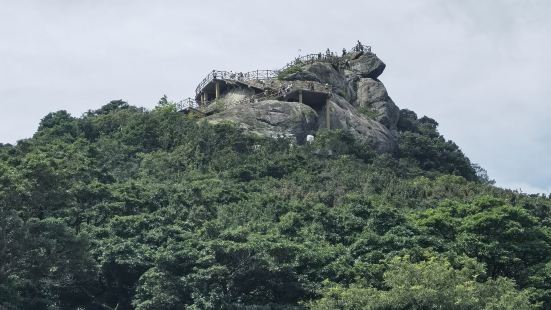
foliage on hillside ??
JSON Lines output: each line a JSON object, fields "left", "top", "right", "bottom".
{"left": 1, "top": 100, "right": 550, "bottom": 309}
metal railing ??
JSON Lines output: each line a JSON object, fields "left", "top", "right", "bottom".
{"left": 280, "top": 44, "right": 371, "bottom": 71}
{"left": 202, "top": 90, "right": 278, "bottom": 109}
{"left": 175, "top": 97, "right": 199, "bottom": 111}
{"left": 280, "top": 53, "right": 339, "bottom": 72}
{"left": 195, "top": 54, "right": 340, "bottom": 96}
{"left": 195, "top": 69, "right": 279, "bottom": 95}
{"left": 350, "top": 44, "right": 372, "bottom": 53}
{"left": 193, "top": 44, "right": 373, "bottom": 99}
{"left": 179, "top": 87, "right": 280, "bottom": 113}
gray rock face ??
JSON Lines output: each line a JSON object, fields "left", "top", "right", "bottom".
{"left": 220, "top": 88, "right": 256, "bottom": 109}
{"left": 303, "top": 62, "right": 355, "bottom": 101}
{"left": 281, "top": 71, "right": 320, "bottom": 82}
{"left": 356, "top": 78, "right": 388, "bottom": 103}
{"left": 344, "top": 51, "right": 363, "bottom": 61}
{"left": 372, "top": 100, "right": 399, "bottom": 130}
{"left": 348, "top": 52, "right": 386, "bottom": 79}
{"left": 205, "top": 100, "right": 318, "bottom": 143}
{"left": 356, "top": 78, "right": 399, "bottom": 130}
{"left": 323, "top": 95, "right": 396, "bottom": 153}
{"left": 200, "top": 45, "right": 400, "bottom": 153}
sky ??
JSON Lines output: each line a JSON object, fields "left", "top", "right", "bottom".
{"left": 0, "top": 0, "right": 550, "bottom": 193}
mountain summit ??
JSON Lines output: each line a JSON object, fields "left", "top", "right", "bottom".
{"left": 186, "top": 42, "right": 398, "bottom": 153}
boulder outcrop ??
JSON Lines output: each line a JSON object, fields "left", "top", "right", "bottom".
{"left": 205, "top": 100, "right": 318, "bottom": 143}
{"left": 196, "top": 46, "right": 401, "bottom": 153}
{"left": 355, "top": 78, "right": 399, "bottom": 130}
{"left": 323, "top": 95, "right": 397, "bottom": 153}
{"left": 302, "top": 62, "right": 356, "bottom": 101}
{"left": 347, "top": 53, "right": 386, "bottom": 79}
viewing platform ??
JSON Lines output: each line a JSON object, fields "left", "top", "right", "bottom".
{"left": 189, "top": 43, "right": 372, "bottom": 109}
{"left": 194, "top": 70, "right": 278, "bottom": 104}
{"left": 277, "top": 80, "right": 332, "bottom": 109}
{"left": 174, "top": 41, "right": 395, "bottom": 150}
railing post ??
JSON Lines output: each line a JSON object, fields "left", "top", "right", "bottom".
{"left": 299, "top": 90, "right": 303, "bottom": 103}
{"left": 215, "top": 81, "right": 220, "bottom": 99}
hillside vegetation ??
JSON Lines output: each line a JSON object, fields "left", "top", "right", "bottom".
{"left": 1, "top": 100, "right": 550, "bottom": 309}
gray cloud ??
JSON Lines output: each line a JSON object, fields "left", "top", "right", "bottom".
{"left": 0, "top": 0, "right": 549, "bottom": 193}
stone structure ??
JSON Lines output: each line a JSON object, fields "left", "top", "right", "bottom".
{"left": 180, "top": 43, "right": 400, "bottom": 153}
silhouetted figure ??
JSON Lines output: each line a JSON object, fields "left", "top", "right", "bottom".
{"left": 356, "top": 40, "right": 363, "bottom": 52}
{"left": 342, "top": 48, "right": 346, "bottom": 56}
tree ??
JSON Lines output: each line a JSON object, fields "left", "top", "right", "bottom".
{"left": 87, "top": 100, "right": 131, "bottom": 116}
{"left": 309, "top": 255, "right": 537, "bottom": 310}
{"left": 457, "top": 198, "right": 551, "bottom": 284}
{"left": 2, "top": 101, "right": 549, "bottom": 308}
{"left": 0, "top": 214, "right": 99, "bottom": 309}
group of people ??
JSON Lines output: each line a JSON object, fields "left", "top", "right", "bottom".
{"left": 323, "top": 40, "right": 369, "bottom": 59}
{"left": 212, "top": 70, "right": 246, "bottom": 81}
{"left": 342, "top": 40, "right": 371, "bottom": 55}
{"left": 353, "top": 40, "right": 365, "bottom": 52}
{"left": 207, "top": 40, "right": 368, "bottom": 98}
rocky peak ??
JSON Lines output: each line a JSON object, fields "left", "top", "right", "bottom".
{"left": 186, "top": 43, "right": 401, "bottom": 153}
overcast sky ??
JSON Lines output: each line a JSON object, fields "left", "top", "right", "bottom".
{"left": 1, "top": 0, "right": 549, "bottom": 193}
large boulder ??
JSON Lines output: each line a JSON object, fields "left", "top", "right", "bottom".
{"left": 205, "top": 100, "right": 318, "bottom": 143}
{"left": 348, "top": 52, "right": 386, "bottom": 79}
{"left": 220, "top": 88, "right": 256, "bottom": 109}
{"left": 356, "top": 78, "right": 388, "bottom": 103}
{"left": 356, "top": 78, "right": 399, "bottom": 130}
{"left": 302, "top": 62, "right": 355, "bottom": 101}
{"left": 197, "top": 46, "right": 401, "bottom": 153}
{"left": 319, "top": 95, "right": 397, "bottom": 153}
{"left": 371, "top": 100, "right": 399, "bottom": 130}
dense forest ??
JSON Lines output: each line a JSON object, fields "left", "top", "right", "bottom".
{"left": 1, "top": 100, "right": 550, "bottom": 309}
